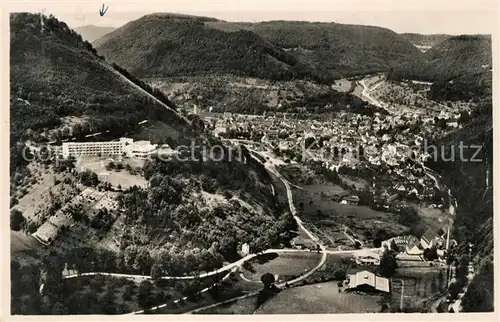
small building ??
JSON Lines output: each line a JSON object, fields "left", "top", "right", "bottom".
{"left": 346, "top": 270, "right": 390, "bottom": 293}
{"left": 341, "top": 195, "right": 360, "bottom": 205}
{"left": 332, "top": 191, "right": 350, "bottom": 202}
{"left": 420, "top": 228, "right": 440, "bottom": 249}
{"left": 241, "top": 243, "right": 250, "bottom": 256}
{"left": 394, "top": 183, "right": 406, "bottom": 193}
{"left": 291, "top": 236, "right": 317, "bottom": 250}
{"left": 354, "top": 249, "right": 381, "bottom": 265}
{"left": 406, "top": 243, "right": 424, "bottom": 255}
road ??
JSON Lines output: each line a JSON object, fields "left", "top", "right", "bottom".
{"left": 59, "top": 144, "right": 380, "bottom": 314}
{"left": 360, "top": 75, "right": 464, "bottom": 313}
{"left": 359, "top": 79, "right": 390, "bottom": 113}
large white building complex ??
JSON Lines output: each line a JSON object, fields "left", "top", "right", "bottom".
{"left": 61, "top": 138, "right": 158, "bottom": 159}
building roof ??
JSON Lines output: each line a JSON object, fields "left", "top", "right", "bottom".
{"left": 342, "top": 195, "right": 360, "bottom": 203}
{"left": 421, "top": 227, "right": 440, "bottom": 244}
{"left": 348, "top": 270, "right": 390, "bottom": 293}
{"left": 354, "top": 249, "right": 381, "bottom": 260}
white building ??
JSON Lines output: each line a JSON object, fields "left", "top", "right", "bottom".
{"left": 354, "top": 249, "right": 381, "bottom": 265}
{"left": 346, "top": 270, "right": 390, "bottom": 293}
{"left": 61, "top": 138, "right": 157, "bottom": 159}
{"left": 127, "top": 140, "right": 158, "bottom": 159}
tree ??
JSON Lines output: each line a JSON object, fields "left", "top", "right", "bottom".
{"left": 260, "top": 272, "right": 275, "bottom": 289}
{"left": 423, "top": 246, "right": 439, "bottom": 261}
{"left": 333, "top": 269, "right": 347, "bottom": 281}
{"left": 390, "top": 240, "right": 399, "bottom": 253}
{"left": 379, "top": 249, "right": 398, "bottom": 277}
{"left": 448, "top": 282, "right": 462, "bottom": 300}
{"left": 100, "top": 290, "right": 117, "bottom": 314}
{"left": 151, "top": 263, "right": 163, "bottom": 285}
{"left": 10, "top": 209, "right": 25, "bottom": 231}
{"left": 374, "top": 229, "right": 389, "bottom": 247}
{"left": 122, "top": 284, "right": 135, "bottom": 301}
{"left": 51, "top": 302, "right": 68, "bottom": 315}
{"left": 137, "top": 280, "right": 155, "bottom": 310}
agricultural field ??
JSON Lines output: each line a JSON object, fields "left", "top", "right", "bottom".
{"left": 331, "top": 78, "right": 354, "bottom": 93}
{"left": 339, "top": 174, "right": 369, "bottom": 190}
{"left": 293, "top": 186, "right": 409, "bottom": 248}
{"left": 75, "top": 156, "right": 147, "bottom": 189}
{"left": 408, "top": 202, "right": 447, "bottom": 232}
{"left": 240, "top": 252, "right": 323, "bottom": 284}
{"left": 195, "top": 294, "right": 259, "bottom": 314}
{"left": 255, "top": 281, "right": 382, "bottom": 314}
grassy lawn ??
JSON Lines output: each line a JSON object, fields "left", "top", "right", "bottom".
{"left": 240, "top": 252, "right": 323, "bottom": 284}
{"left": 294, "top": 186, "right": 409, "bottom": 248}
{"left": 255, "top": 281, "right": 382, "bottom": 314}
{"left": 195, "top": 294, "right": 259, "bottom": 314}
{"left": 75, "top": 156, "right": 147, "bottom": 189}
{"left": 409, "top": 202, "right": 447, "bottom": 232}
{"left": 339, "top": 174, "right": 369, "bottom": 190}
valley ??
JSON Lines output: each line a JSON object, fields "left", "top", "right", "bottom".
{"left": 8, "top": 9, "right": 493, "bottom": 317}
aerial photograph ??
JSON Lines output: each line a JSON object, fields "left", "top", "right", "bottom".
{"left": 7, "top": 0, "right": 495, "bottom": 316}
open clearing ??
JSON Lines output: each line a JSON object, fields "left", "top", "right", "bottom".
{"left": 255, "top": 281, "right": 382, "bottom": 314}
{"left": 294, "top": 186, "right": 409, "bottom": 248}
{"left": 75, "top": 156, "right": 147, "bottom": 189}
{"left": 240, "top": 252, "right": 323, "bottom": 284}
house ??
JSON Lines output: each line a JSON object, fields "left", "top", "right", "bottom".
{"left": 354, "top": 250, "right": 381, "bottom": 265}
{"left": 406, "top": 243, "right": 424, "bottom": 255}
{"left": 341, "top": 195, "right": 360, "bottom": 205}
{"left": 386, "top": 193, "right": 399, "bottom": 204}
{"left": 346, "top": 270, "right": 390, "bottom": 293}
{"left": 382, "top": 235, "right": 419, "bottom": 251}
{"left": 241, "top": 243, "right": 250, "bottom": 256}
{"left": 291, "top": 236, "right": 317, "bottom": 250}
{"left": 332, "top": 191, "right": 350, "bottom": 202}
{"left": 420, "top": 228, "right": 440, "bottom": 249}
{"left": 394, "top": 183, "right": 406, "bottom": 192}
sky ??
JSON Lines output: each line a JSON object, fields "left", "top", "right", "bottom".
{"left": 4, "top": 0, "right": 499, "bottom": 34}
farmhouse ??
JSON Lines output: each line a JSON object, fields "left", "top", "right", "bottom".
{"left": 291, "top": 236, "right": 317, "bottom": 250}
{"left": 420, "top": 228, "right": 441, "bottom": 249}
{"left": 345, "top": 270, "right": 390, "bottom": 293}
{"left": 354, "top": 249, "right": 381, "bottom": 265}
{"left": 340, "top": 195, "right": 360, "bottom": 205}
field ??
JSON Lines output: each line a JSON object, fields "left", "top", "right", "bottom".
{"left": 240, "top": 252, "right": 323, "bottom": 284}
{"left": 255, "top": 281, "right": 382, "bottom": 314}
{"left": 339, "top": 174, "right": 369, "bottom": 190}
{"left": 62, "top": 271, "right": 236, "bottom": 314}
{"left": 293, "top": 186, "right": 409, "bottom": 248}
{"left": 75, "top": 156, "right": 147, "bottom": 189}
{"left": 409, "top": 202, "right": 447, "bottom": 232}
{"left": 195, "top": 294, "right": 259, "bottom": 314}
{"left": 331, "top": 78, "right": 353, "bottom": 93}
{"left": 390, "top": 266, "right": 448, "bottom": 309}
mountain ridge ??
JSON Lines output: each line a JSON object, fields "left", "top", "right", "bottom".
{"left": 94, "top": 13, "right": 424, "bottom": 82}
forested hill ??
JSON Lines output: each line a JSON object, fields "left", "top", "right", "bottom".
{"left": 10, "top": 12, "right": 193, "bottom": 149}
{"left": 388, "top": 35, "right": 492, "bottom": 82}
{"left": 425, "top": 87, "right": 493, "bottom": 312}
{"left": 94, "top": 14, "right": 423, "bottom": 83}
{"left": 241, "top": 21, "right": 424, "bottom": 79}
{"left": 94, "top": 14, "right": 326, "bottom": 83}
{"left": 399, "top": 33, "right": 451, "bottom": 48}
